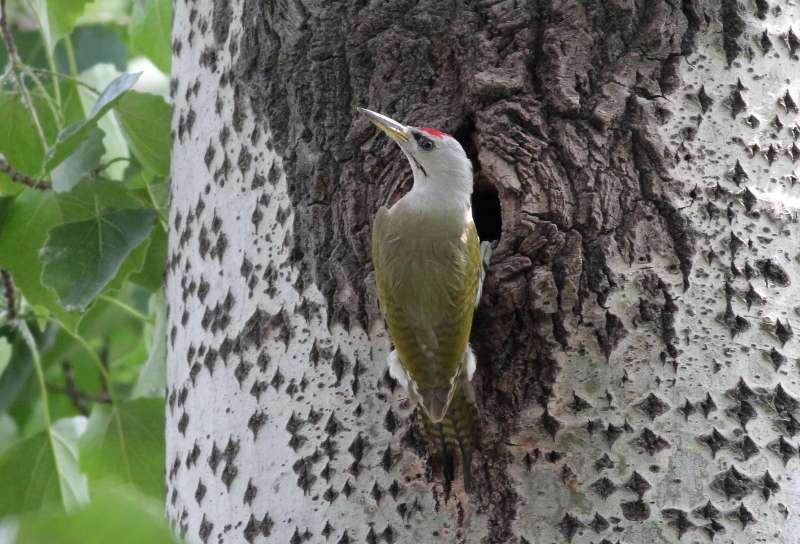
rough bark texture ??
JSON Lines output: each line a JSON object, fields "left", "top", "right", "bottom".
{"left": 167, "top": 0, "right": 800, "bottom": 542}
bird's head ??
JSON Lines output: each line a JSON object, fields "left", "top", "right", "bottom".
{"left": 359, "top": 108, "right": 473, "bottom": 205}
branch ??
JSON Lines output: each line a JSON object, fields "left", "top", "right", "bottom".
{"left": 1, "top": 269, "right": 16, "bottom": 320}
{"left": 0, "top": 0, "right": 47, "bottom": 146}
{"left": 0, "top": 156, "right": 51, "bottom": 190}
{"left": 51, "top": 360, "right": 112, "bottom": 415}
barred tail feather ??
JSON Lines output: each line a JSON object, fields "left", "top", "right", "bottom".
{"left": 421, "top": 379, "right": 479, "bottom": 495}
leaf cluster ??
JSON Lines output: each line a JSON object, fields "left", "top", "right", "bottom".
{"left": 0, "top": 0, "right": 174, "bottom": 540}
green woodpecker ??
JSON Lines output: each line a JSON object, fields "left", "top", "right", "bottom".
{"left": 360, "top": 108, "right": 490, "bottom": 491}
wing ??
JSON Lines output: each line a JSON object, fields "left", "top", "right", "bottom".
{"left": 372, "top": 205, "right": 481, "bottom": 421}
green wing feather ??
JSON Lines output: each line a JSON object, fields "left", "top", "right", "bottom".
{"left": 372, "top": 203, "right": 481, "bottom": 421}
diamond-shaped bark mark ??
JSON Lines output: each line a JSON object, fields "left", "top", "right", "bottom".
{"left": 208, "top": 442, "right": 222, "bottom": 473}
{"left": 260, "top": 513, "right": 274, "bottom": 537}
{"left": 765, "top": 143, "right": 781, "bottom": 164}
{"left": 198, "top": 515, "right": 213, "bottom": 543}
{"left": 760, "top": 470, "right": 780, "bottom": 500}
{"left": 342, "top": 480, "right": 354, "bottom": 497}
{"left": 680, "top": 398, "right": 695, "bottom": 420}
{"left": 700, "top": 393, "right": 717, "bottom": 418}
{"left": 348, "top": 433, "right": 367, "bottom": 462}
{"left": 698, "top": 429, "right": 729, "bottom": 458}
{"left": 178, "top": 412, "right": 189, "bottom": 435}
{"left": 589, "top": 477, "right": 617, "bottom": 500}
{"left": 243, "top": 514, "right": 259, "bottom": 543}
{"left": 621, "top": 500, "right": 650, "bottom": 521}
{"left": 594, "top": 453, "right": 614, "bottom": 472}
{"left": 382, "top": 525, "right": 395, "bottom": 544}
{"left": 221, "top": 462, "right": 238, "bottom": 490}
{"left": 293, "top": 457, "right": 316, "bottom": 495}
{"left": 336, "top": 530, "right": 352, "bottom": 544}
{"left": 540, "top": 407, "right": 561, "bottom": 439}
{"left": 381, "top": 445, "right": 398, "bottom": 472}
{"left": 662, "top": 509, "right": 695, "bottom": 539}
{"left": 321, "top": 522, "right": 334, "bottom": 539}
{"left": 569, "top": 392, "right": 592, "bottom": 412}
{"left": 728, "top": 377, "right": 757, "bottom": 401}
{"left": 365, "top": 527, "right": 378, "bottom": 544}
{"left": 789, "top": 142, "right": 800, "bottom": 161}
{"left": 784, "top": 26, "right": 800, "bottom": 56}
{"left": 388, "top": 480, "right": 401, "bottom": 500}
{"left": 323, "top": 486, "right": 339, "bottom": 503}
{"left": 727, "top": 503, "right": 756, "bottom": 529}
{"left": 697, "top": 85, "right": 713, "bottom": 113}
{"left": 557, "top": 513, "right": 583, "bottom": 542}
{"left": 604, "top": 422, "right": 626, "bottom": 446}
{"left": 243, "top": 479, "right": 257, "bottom": 505}
{"left": 203, "top": 349, "right": 218, "bottom": 375}
{"left": 625, "top": 471, "right": 651, "bottom": 498}
{"left": 186, "top": 443, "right": 201, "bottom": 467}
{"left": 250, "top": 380, "right": 268, "bottom": 401}
{"left": 240, "top": 308, "right": 271, "bottom": 349}
{"left": 384, "top": 409, "right": 398, "bottom": 434}
{"left": 320, "top": 462, "right": 333, "bottom": 483}
{"left": 727, "top": 400, "right": 756, "bottom": 429}
{"left": 288, "top": 433, "right": 308, "bottom": 452}
{"left": 730, "top": 89, "right": 747, "bottom": 118}
{"left": 371, "top": 481, "right": 384, "bottom": 504}
{"left": 234, "top": 360, "right": 253, "bottom": 386}
{"left": 775, "top": 319, "right": 793, "bottom": 345}
{"left": 270, "top": 368, "right": 285, "bottom": 390}
{"left": 631, "top": 427, "right": 669, "bottom": 455}
{"left": 756, "top": 258, "right": 790, "bottom": 287}
{"left": 636, "top": 393, "right": 669, "bottom": 420}
{"left": 195, "top": 479, "right": 206, "bottom": 505}
{"left": 745, "top": 283, "right": 766, "bottom": 310}
{"left": 325, "top": 414, "right": 342, "bottom": 436}
{"left": 730, "top": 434, "right": 759, "bottom": 461}
{"left": 768, "top": 435, "right": 798, "bottom": 464}
{"left": 711, "top": 466, "right": 754, "bottom": 500}
{"left": 247, "top": 411, "right": 267, "bottom": 439}
{"left": 694, "top": 500, "right": 720, "bottom": 520}
{"left": 731, "top": 160, "right": 749, "bottom": 185}
{"left": 589, "top": 512, "right": 609, "bottom": 533}
{"left": 331, "top": 348, "right": 349, "bottom": 385}
{"left": 780, "top": 90, "right": 798, "bottom": 113}
{"left": 771, "top": 383, "right": 800, "bottom": 416}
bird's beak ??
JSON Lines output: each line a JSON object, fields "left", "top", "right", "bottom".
{"left": 358, "top": 108, "right": 410, "bottom": 143}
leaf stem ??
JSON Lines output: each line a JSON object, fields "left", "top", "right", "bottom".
{"left": 99, "top": 294, "right": 150, "bottom": 322}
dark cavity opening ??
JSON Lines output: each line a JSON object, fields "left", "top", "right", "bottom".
{"left": 453, "top": 115, "right": 502, "bottom": 242}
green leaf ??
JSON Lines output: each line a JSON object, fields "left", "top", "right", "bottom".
{"left": 40, "top": 208, "right": 157, "bottom": 311}
{"left": 129, "top": 223, "right": 166, "bottom": 291}
{"left": 0, "top": 191, "right": 79, "bottom": 329}
{"left": 115, "top": 91, "right": 170, "bottom": 176}
{"left": 35, "top": 0, "right": 92, "bottom": 50}
{"left": 131, "top": 294, "right": 165, "bottom": 398}
{"left": 0, "top": 91, "right": 59, "bottom": 193}
{"left": 79, "top": 397, "right": 164, "bottom": 497}
{"left": 45, "top": 72, "right": 141, "bottom": 171}
{"left": 128, "top": 0, "right": 171, "bottom": 74}
{"left": 51, "top": 128, "right": 106, "bottom": 193}
{"left": 0, "top": 419, "right": 89, "bottom": 514}
{"left": 55, "top": 23, "right": 130, "bottom": 73}
{"left": 16, "top": 483, "right": 177, "bottom": 544}
{"left": 0, "top": 336, "right": 11, "bottom": 380}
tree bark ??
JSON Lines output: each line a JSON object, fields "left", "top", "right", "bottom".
{"left": 167, "top": 0, "right": 800, "bottom": 542}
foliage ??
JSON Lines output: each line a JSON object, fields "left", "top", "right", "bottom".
{"left": 0, "top": 0, "right": 173, "bottom": 541}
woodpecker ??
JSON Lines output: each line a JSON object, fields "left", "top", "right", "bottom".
{"left": 360, "top": 108, "right": 490, "bottom": 491}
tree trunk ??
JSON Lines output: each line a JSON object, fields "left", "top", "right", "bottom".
{"left": 166, "top": 0, "right": 800, "bottom": 542}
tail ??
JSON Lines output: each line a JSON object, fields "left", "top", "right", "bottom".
{"left": 420, "top": 378, "right": 479, "bottom": 495}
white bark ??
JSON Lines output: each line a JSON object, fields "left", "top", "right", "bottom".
{"left": 167, "top": 0, "right": 800, "bottom": 543}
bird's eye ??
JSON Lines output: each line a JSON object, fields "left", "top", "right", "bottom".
{"left": 419, "top": 138, "right": 434, "bottom": 151}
